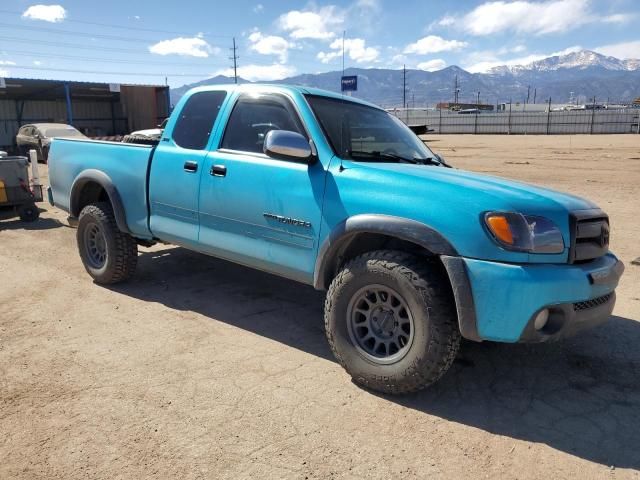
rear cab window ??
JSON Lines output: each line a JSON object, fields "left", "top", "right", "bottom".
{"left": 172, "top": 90, "right": 227, "bottom": 150}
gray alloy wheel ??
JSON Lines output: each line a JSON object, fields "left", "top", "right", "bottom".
{"left": 82, "top": 221, "right": 108, "bottom": 269}
{"left": 324, "top": 250, "right": 461, "bottom": 394}
{"left": 346, "top": 284, "right": 415, "bottom": 365}
{"left": 77, "top": 202, "right": 138, "bottom": 284}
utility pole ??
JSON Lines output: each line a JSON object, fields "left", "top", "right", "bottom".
{"left": 533, "top": 88, "right": 537, "bottom": 105}
{"left": 453, "top": 74, "right": 459, "bottom": 106}
{"left": 526, "top": 85, "right": 531, "bottom": 104}
{"left": 230, "top": 37, "right": 239, "bottom": 84}
{"left": 402, "top": 64, "right": 407, "bottom": 108}
{"left": 342, "top": 31, "right": 345, "bottom": 79}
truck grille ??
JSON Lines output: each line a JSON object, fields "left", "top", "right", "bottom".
{"left": 573, "top": 293, "right": 613, "bottom": 312}
{"left": 569, "top": 210, "right": 609, "bottom": 263}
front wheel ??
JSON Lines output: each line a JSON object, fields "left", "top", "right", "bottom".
{"left": 324, "top": 250, "right": 461, "bottom": 394}
{"left": 77, "top": 202, "right": 138, "bottom": 284}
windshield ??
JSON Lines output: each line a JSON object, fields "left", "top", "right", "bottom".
{"left": 43, "top": 126, "right": 84, "bottom": 138}
{"left": 305, "top": 95, "right": 435, "bottom": 162}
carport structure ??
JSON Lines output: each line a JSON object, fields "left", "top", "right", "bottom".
{"left": 0, "top": 78, "right": 170, "bottom": 151}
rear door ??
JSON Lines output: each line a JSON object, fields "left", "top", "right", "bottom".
{"left": 148, "top": 90, "right": 228, "bottom": 246}
{"left": 197, "top": 92, "right": 327, "bottom": 284}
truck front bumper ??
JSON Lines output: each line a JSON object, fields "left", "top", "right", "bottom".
{"left": 442, "top": 253, "right": 624, "bottom": 343}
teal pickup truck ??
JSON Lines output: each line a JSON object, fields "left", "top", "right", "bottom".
{"left": 48, "top": 84, "right": 624, "bottom": 394}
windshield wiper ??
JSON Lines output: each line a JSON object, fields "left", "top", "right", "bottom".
{"left": 348, "top": 150, "right": 441, "bottom": 166}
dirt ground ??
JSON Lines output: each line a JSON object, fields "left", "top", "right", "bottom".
{"left": 1, "top": 134, "right": 639, "bottom": 479}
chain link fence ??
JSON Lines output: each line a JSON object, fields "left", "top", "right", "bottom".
{"left": 391, "top": 108, "right": 640, "bottom": 135}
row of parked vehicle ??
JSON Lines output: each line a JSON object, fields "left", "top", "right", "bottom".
{"left": 14, "top": 121, "right": 168, "bottom": 163}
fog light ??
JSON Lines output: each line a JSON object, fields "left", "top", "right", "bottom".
{"left": 534, "top": 309, "right": 550, "bottom": 330}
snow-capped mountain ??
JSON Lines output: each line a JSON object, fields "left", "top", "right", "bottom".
{"left": 172, "top": 50, "right": 640, "bottom": 106}
{"left": 489, "top": 50, "right": 640, "bottom": 75}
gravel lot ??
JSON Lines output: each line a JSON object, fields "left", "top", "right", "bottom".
{"left": 1, "top": 134, "right": 639, "bottom": 479}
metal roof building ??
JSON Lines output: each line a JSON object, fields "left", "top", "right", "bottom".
{"left": 0, "top": 77, "right": 170, "bottom": 151}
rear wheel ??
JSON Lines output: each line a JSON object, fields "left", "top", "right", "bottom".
{"left": 18, "top": 203, "right": 39, "bottom": 222}
{"left": 324, "top": 250, "right": 461, "bottom": 394}
{"left": 77, "top": 202, "right": 138, "bottom": 284}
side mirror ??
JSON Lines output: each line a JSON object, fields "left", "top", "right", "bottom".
{"left": 263, "top": 130, "right": 312, "bottom": 162}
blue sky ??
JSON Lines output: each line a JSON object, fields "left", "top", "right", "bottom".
{"left": 1, "top": 0, "right": 639, "bottom": 87}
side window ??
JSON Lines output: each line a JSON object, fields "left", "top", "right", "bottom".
{"left": 172, "top": 91, "right": 227, "bottom": 150}
{"left": 220, "top": 94, "right": 305, "bottom": 154}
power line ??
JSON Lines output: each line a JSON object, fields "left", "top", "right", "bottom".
{"left": 0, "top": 9, "right": 232, "bottom": 38}
{"left": 0, "top": 22, "right": 169, "bottom": 44}
{"left": 0, "top": 35, "right": 146, "bottom": 53}
{"left": 5, "top": 49, "right": 214, "bottom": 67}
{"left": 6, "top": 65, "right": 214, "bottom": 77}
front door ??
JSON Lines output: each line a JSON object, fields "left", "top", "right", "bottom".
{"left": 148, "top": 90, "right": 227, "bottom": 246}
{"left": 197, "top": 92, "right": 326, "bottom": 284}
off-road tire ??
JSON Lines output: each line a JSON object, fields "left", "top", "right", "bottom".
{"left": 324, "top": 250, "right": 461, "bottom": 394}
{"left": 121, "top": 134, "right": 159, "bottom": 146}
{"left": 77, "top": 202, "right": 138, "bottom": 284}
{"left": 18, "top": 203, "right": 39, "bottom": 222}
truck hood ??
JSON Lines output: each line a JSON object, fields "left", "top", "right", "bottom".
{"left": 355, "top": 161, "right": 598, "bottom": 214}
{"left": 334, "top": 160, "right": 603, "bottom": 263}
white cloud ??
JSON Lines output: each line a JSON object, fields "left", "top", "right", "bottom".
{"left": 317, "top": 38, "right": 379, "bottom": 64}
{"left": 462, "top": 0, "right": 592, "bottom": 35}
{"left": 0, "top": 60, "right": 17, "bottom": 66}
{"left": 349, "top": 0, "right": 382, "bottom": 33}
{"left": 278, "top": 6, "right": 343, "bottom": 40}
{"left": 22, "top": 4, "right": 67, "bottom": 23}
{"left": 438, "top": 16, "right": 456, "bottom": 27}
{"left": 442, "top": 0, "right": 628, "bottom": 36}
{"left": 595, "top": 41, "right": 640, "bottom": 59}
{"left": 404, "top": 35, "right": 468, "bottom": 55}
{"left": 33, "top": 60, "right": 42, "bottom": 66}
{"left": 0, "top": 68, "right": 9, "bottom": 77}
{"left": 602, "top": 13, "right": 634, "bottom": 24}
{"left": 464, "top": 45, "right": 582, "bottom": 72}
{"left": 253, "top": 4, "right": 264, "bottom": 13}
{"left": 390, "top": 54, "right": 408, "bottom": 66}
{"left": 149, "top": 37, "right": 218, "bottom": 58}
{"left": 417, "top": 59, "right": 447, "bottom": 71}
{"left": 214, "top": 63, "right": 296, "bottom": 81}
{"left": 248, "top": 31, "right": 292, "bottom": 63}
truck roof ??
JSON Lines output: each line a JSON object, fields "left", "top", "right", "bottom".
{"left": 185, "top": 83, "right": 382, "bottom": 110}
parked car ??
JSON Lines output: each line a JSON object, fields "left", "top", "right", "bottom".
{"left": 16, "top": 123, "right": 87, "bottom": 163}
{"left": 122, "top": 118, "right": 168, "bottom": 145}
{"left": 47, "top": 84, "right": 624, "bottom": 394}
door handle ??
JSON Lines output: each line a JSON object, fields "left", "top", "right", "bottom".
{"left": 210, "top": 164, "right": 227, "bottom": 177}
{"left": 183, "top": 161, "right": 198, "bottom": 173}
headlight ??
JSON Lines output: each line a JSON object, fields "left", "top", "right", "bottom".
{"left": 483, "top": 212, "right": 565, "bottom": 254}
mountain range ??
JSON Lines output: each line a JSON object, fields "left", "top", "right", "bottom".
{"left": 170, "top": 50, "right": 640, "bottom": 107}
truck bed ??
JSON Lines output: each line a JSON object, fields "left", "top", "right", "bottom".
{"left": 48, "top": 138, "right": 154, "bottom": 237}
